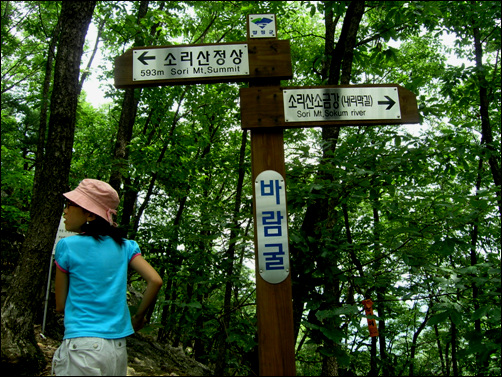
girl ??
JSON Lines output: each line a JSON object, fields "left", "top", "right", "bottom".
{"left": 52, "top": 179, "right": 162, "bottom": 375}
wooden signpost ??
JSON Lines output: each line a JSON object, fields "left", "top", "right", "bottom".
{"left": 240, "top": 84, "right": 420, "bottom": 129}
{"left": 114, "top": 39, "right": 292, "bottom": 88}
{"left": 114, "top": 13, "right": 419, "bottom": 376}
{"left": 114, "top": 15, "right": 296, "bottom": 376}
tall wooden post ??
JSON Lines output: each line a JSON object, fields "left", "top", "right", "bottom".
{"left": 251, "top": 124, "right": 297, "bottom": 376}
{"left": 248, "top": 14, "right": 296, "bottom": 376}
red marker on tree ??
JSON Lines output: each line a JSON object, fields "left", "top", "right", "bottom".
{"left": 361, "top": 299, "right": 379, "bottom": 337}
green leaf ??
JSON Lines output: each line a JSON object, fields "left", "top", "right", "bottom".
{"left": 394, "top": 135, "right": 402, "bottom": 146}
{"left": 431, "top": 238, "right": 457, "bottom": 256}
{"left": 449, "top": 309, "right": 463, "bottom": 325}
{"left": 320, "top": 327, "right": 345, "bottom": 342}
{"left": 333, "top": 305, "right": 359, "bottom": 316}
{"left": 428, "top": 311, "right": 449, "bottom": 326}
{"left": 316, "top": 309, "right": 333, "bottom": 321}
{"left": 472, "top": 306, "right": 490, "bottom": 321}
{"left": 185, "top": 301, "right": 202, "bottom": 309}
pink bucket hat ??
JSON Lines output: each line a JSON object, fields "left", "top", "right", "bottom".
{"left": 64, "top": 179, "right": 119, "bottom": 226}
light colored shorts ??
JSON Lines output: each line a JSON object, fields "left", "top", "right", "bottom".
{"left": 52, "top": 337, "right": 127, "bottom": 376}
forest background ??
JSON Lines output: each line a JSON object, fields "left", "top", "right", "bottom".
{"left": 1, "top": 1, "right": 500, "bottom": 376}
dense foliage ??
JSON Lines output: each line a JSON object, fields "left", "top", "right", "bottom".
{"left": 2, "top": 1, "right": 500, "bottom": 375}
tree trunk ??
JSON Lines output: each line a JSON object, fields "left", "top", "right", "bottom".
{"left": 109, "top": 1, "right": 149, "bottom": 195}
{"left": 369, "top": 336, "right": 378, "bottom": 376}
{"left": 445, "top": 339, "right": 451, "bottom": 377}
{"left": 157, "top": 194, "right": 188, "bottom": 343}
{"left": 322, "top": 353, "right": 340, "bottom": 376}
{"left": 370, "top": 183, "right": 392, "bottom": 376}
{"left": 293, "top": 2, "right": 366, "bottom": 375}
{"left": 1, "top": 2, "right": 96, "bottom": 375}
{"left": 34, "top": 16, "right": 61, "bottom": 191}
{"left": 472, "top": 25, "right": 502, "bottom": 220}
{"left": 78, "top": 18, "right": 105, "bottom": 93}
{"left": 409, "top": 307, "right": 431, "bottom": 376}
{"left": 470, "top": 157, "right": 491, "bottom": 374}
{"left": 376, "top": 289, "right": 388, "bottom": 373}
{"left": 214, "top": 130, "right": 248, "bottom": 375}
{"left": 451, "top": 320, "right": 458, "bottom": 376}
{"left": 434, "top": 323, "right": 446, "bottom": 375}
{"left": 130, "top": 88, "right": 187, "bottom": 235}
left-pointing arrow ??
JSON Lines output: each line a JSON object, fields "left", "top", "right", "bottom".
{"left": 378, "top": 96, "right": 396, "bottom": 110}
{"left": 137, "top": 51, "right": 155, "bottom": 65}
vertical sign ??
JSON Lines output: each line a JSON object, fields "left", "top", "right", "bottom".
{"left": 255, "top": 170, "right": 290, "bottom": 284}
{"left": 52, "top": 215, "right": 75, "bottom": 255}
{"left": 43, "top": 216, "right": 75, "bottom": 335}
{"left": 249, "top": 14, "right": 277, "bottom": 38}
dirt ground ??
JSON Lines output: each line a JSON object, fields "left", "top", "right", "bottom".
{"left": 34, "top": 325, "right": 212, "bottom": 376}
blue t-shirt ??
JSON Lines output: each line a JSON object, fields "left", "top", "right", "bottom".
{"left": 55, "top": 234, "right": 141, "bottom": 339}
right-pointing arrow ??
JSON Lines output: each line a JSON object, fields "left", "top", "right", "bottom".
{"left": 378, "top": 96, "right": 396, "bottom": 110}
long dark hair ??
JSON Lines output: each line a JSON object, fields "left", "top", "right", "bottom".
{"left": 80, "top": 216, "right": 126, "bottom": 246}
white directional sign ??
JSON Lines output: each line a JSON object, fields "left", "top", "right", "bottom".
{"left": 255, "top": 170, "right": 290, "bottom": 284}
{"left": 283, "top": 87, "right": 401, "bottom": 123}
{"left": 132, "top": 44, "right": 250, "bottom": 82}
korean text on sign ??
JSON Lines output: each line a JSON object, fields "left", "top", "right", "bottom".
{"left": 283, "top": 87, "right": 402, "bottom": 122}
{"left": 255, "top": 170, "right": 290, "bottom": 284}
{"left": 132, "top": 44, "right": 250, "bottom": 81}
{"left": 287, "top": 92, "right": 373, "bottom": 111}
